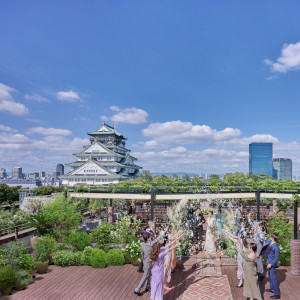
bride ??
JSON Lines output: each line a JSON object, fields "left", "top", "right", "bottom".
{"left": 204, "top": 211, "right": 217, "bottom": 252}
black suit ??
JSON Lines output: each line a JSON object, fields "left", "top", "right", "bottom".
{"left": 193, "top": 214, "right": 206, "bottom": 247}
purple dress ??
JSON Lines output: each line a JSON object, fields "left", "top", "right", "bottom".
{"left": 151, "top": 247, "right": 170, "bottom": 300}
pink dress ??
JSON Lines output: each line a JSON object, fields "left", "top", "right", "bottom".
{"left": 151, "top": 247, "right": 170, "bottom": 300}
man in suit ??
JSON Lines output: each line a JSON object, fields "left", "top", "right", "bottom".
{"left": 137, "top": 225, "right": 155, "bottom": 273}
{"left": 134, "top": 231, "right": 164, "bottom": 296}
{"left": 258, "top": 233, "right": 280, "bottom": 299}
{"left": 193, "top": 208, "right": 206, "bottom": 252}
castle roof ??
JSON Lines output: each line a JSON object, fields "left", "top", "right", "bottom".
{"left": 87, "top": 122, "right": 127, "bottom": 139}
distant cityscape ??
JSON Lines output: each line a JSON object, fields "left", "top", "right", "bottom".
{"left": 0, "top": 164, "right": 64, "bottom": 188}
{"left": 0, "top": 141, "right": 298, "bottom": 189}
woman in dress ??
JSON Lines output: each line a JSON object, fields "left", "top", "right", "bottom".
{"left": 223, "top": 229, "right": 246, "bottom": 288}
{"left": 163, "top": 228, "right": 185, "bottom": 290}
{"left": 248, "top": 213, "right": 266, "bottom": 280}
{"left": 204, "top": 211, "right": 217, "bottom": 252}
{"left": 238, "top": 241, "right": 262, "bottom": 300}
{"left": 150, "top": 242, "right": 180, "bottom": 300}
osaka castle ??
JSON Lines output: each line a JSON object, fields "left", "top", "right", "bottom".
{"left": 60, "top": 122, "right": 142, "bottom": 186}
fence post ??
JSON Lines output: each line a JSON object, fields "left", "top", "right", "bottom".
{"left": 14, "top": 226, "right": 19, "bottom": 240}
{"left": 256, "top": 189, "right": 260, "bottom": 221}
{"left": 108, "top": 199, "right": 114, "bottom": 224}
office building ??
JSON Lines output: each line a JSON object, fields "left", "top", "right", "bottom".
{"left": 56, "top": 164, "right": 64, "bottom": 176}
{"left": 12, "top": 167, "right": 23, "bottom": 179}
{"left": 0, "top": 168, "right": 7, "bottom": 179}
{"left": 28, "top": 172, "right": 39, "bottom": 180}
{"left": 249, "top": 143, "right": 273, "bottom": 177}
{"left": 38, "top": 171, "right": 46, "bottom": 178}
{"left": 273, "top": 158, "right": 292, "bottom": 180}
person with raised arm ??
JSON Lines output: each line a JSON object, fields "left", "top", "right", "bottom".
{"left": 237, "top": 240, "right": 262, "bottom": 300}
{"left": 223, "top": 229, "right": 246, "bottom": 288}
{"left": 248, "top": 212, "right": 266, "bottom": 280}
{"left": 134, "top": 230, "right": 164, "bottom": 296}
{"left": 257, "top": 233, "right": 280, "bottom": 299}
{"left": 150, "top": 240, "right": 181, "bottom": 300}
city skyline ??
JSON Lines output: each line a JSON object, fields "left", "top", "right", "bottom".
{"left": 1, "top": 1, "right": 300, "bottom": 175}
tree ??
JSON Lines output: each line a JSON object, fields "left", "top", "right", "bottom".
{"left": 0, "top": 184, "right": 21, "bottom": 205}
{"left": 138, "top": 170, "right": 153, "bottom": 182}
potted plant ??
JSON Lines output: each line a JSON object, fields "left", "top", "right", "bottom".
{"left": 34, "top": 242, "right": 50, "bottom": 274}
{"left": 39, "top": 236, "right": 57, "bottom": 264}
{"left": 0, "top": 265, "right": 17, "bottom": 296}
{"left": 125, "top": 240, "right": 142, "bottom": 266}
{"left": 17, "top": 254, "right": 36, "bottom": 275}
{"left": 14, "top": 270, "right": 33, "bottom": 291}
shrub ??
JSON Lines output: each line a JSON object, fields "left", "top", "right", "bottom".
{"left": 125, "top": 240, "right": 142, "bottom": 259}
{"left": 2, "top": 241, "right": 28, "bottom": 264}
{"left": 15, "top": 270, "right": 33, "bottom": 287}
{"left": 90, "top": 222, "right": 116, "bottom": 249}
{"left": 17, "top": 254, "right": 36, "bottom": 271}
{"left": 40, "top": 236, "right": 57, "bottom": 254}
{"left": 52, "top": 250, "right": 82, "bottom": 267}
{"left": 56, "top": 243, "right": 72, "bottom": 251}
{"left": 81, "top": 246, "right": 93, "bottom": 265}
{"left": 90, "top": 249, "right": 107, "bottom": 268}
{"left": 0, "top": 265, "right": 17, "bottom": 289}
{"left": 34, "top": 242, "right": 51, "bottom": 262}
{"left": 67, "top": 231, "right": 91, "bottom": 251}
{"left": 107, "top": 249, "right": 125, "bottom": 266}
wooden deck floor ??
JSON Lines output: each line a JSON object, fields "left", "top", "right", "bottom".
{"left": 2, "top": 258, "right": 300, "bottom": 300}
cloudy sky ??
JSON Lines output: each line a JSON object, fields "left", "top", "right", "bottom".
{"left": 1, "top": 0, "right": 300, "bottom": 176}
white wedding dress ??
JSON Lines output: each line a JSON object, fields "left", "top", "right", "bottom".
{"left": 204, "top": 217, "right": 216, "bottom": 252}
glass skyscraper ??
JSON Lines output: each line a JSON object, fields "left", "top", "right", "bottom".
{"left": 249, "top": 143, "right": 273, "bottom": 177}
{"left": 273, "top": 158, "right": 292, "bottom": 180}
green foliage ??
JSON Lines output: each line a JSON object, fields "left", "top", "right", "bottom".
{"left": 15, "top": 270, "right": 33, "bottom": 286}
{"left": 56, "top": 243, "right": 72, "bottom": 251}
{"left": 29, "top": 213, "right": 55, "bottom": 236}
{"left": 81, "top": 246, "right": 93, "bottom": 265}
{"left": 107, "top": 249, "right": 125, "bottom": 266}
{"left": 0, "top": 265, "right": 17, "bottom": 289}
{"left": 39, "top": 236, "right": 57, "bottom": 254}
{"left": 90, "top": 248, "right": 107, "bottom": 268}
{"left": 17, "top": 254, "right": 36, "bottom": 271}
{"left": 90, "top": 222, "right": 116, "bottom": 249}
{"left": 266, "top": 213, "right": 293, "bottom": 248}
{"left": 41, "top": 196, "right": 82, "bottom": 240}
{"left": 219, "top": 236, "right": 232, "bottom": 250}
{"left": 67, "top": 231, "right": 91, "bottom": 251}
{"left": 111, "top": 214, "right": 141, "bottom": 245}
{"left": 0, "top": 184, "right": 20, "bottom": 205}
{"left": 0, "top": 208, "right": 31, "bottom": 231}
{"left": 34, "top": 242, "right": 51, "bottom": 262}
{"left": 89, "top": 199, "right": 109, "bottom": 213}
{"left": 2, "top": 241, "right": 28, "bottom": 264}
{"left": 33, "top": 186, "right": 63, "bottom": 196}
{"left": 125, "top": 240, "right": 142, "bottom": 259}
{"left": 52, "top": 250, "right": 82, "bottom": 267}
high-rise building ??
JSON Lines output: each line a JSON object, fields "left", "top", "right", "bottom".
{"left": 273, "top": 158, "right": 292, "bottom": 180}
{"left": 28, "top": 172, "right": 39, "bottom": 180}
{"left": 249, "top": 143, "right": 273, "bottom": 177}
{"left": 38, "top": 171, "right": 46, "bottom": 178}
{"left": 0, "top": 168, "right": 7, "bottom": 179}
{"left": 60, "top": 122, "right": 142, "bottom": 186}
{"left": 56, "top": 164, "right": 64, "bottom": 176}
{"left": 12, "top": 167, "right": 22, "bottom": 179}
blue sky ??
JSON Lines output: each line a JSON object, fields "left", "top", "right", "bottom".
{"left": 1, "top": 0, "right": 300, "bottom": 175}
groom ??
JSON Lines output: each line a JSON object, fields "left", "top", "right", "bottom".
{"left": 193, "top": 208, "right": 206, "bottom": 252}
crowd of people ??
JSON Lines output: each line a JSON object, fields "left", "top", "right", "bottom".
{"left": 224, "top": 210, "right": 280, "bottom": 300}
{"left": 133, "top": 206, "right": 281, "bottom": 300}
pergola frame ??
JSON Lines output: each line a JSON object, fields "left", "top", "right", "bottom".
{"left": 66, "top": 185, "right": 299, "bottom": 239}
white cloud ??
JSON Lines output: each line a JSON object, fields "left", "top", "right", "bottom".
{"left": 26, "top": 127, "right": 72, "bottom": 136}
{"left": 266, "top": 75, "right": 278, "bottom": 81}
{"left": 103, "top": 107, "right": 149, "bottom": 124}
{"left": 264, "top": 42, "right": 300, "bottom": 73}
{"left": 133, "top": 140, "right": 168, "bottom": 150}
{"left": 56, "top": 90, "right": 82, "bottom": 103}
{"left": 110, "top": 106, "right": 120, "bottom": 112}
{"left": 24, "top": 93, "right": 49, "bottom": 102}
{"left": 26, "top": 118, "right": 45, "bottom": 124}
{"left": 0, "top": 83, "right": 29, "bottom": 115}
{"left": 0, "top": 124, "right": 17, "bottom": 132}
{"left": 142, "top": 121, "right": 241, "bottom": 145}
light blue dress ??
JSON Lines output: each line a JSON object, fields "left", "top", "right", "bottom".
{"left": 215, "top": 213, "right": 223, "bottom": 235}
